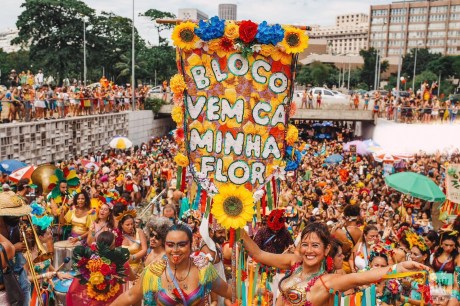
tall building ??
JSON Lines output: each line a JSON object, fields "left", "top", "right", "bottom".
{"left": 369, "top": 0, "right": 460, "bottom": 57}
{"left": 0, "top": 28, "right": 21, "bottom": 53}
{"left": 309, "top": 13, "right": 369, "bottom": 55}
{"left": 218, "top": 3, "right": 237, "bottom": 20}
{"left": 178, "top": 8, "right": 209, "bottom": 21}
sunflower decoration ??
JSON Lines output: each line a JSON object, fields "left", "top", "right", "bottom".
{"left": 212, "top": 184, "right": 254, "bottom": 229}
{"left": 281, "top": 26, "right": 309, "bottom": 54}
{"left": 172, "top": 21, "right": 200, "bottom": 51}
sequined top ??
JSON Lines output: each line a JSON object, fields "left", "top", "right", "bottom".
{"left": 279, "top": 263, "right": 325, "bottom": 306}
{"left": 142, "top": 252, "right": 218, "bottom": 306}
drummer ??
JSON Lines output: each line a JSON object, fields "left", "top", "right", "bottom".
{"left": 59, "top": 191, "right": 96, "bottom": 244}
{"left": 29, "top": 226, "right": 73, "bottom": 306}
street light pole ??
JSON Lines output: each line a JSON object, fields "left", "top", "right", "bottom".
{"left": 131, "top": 0, "right": 135, "bottom": 111}
{"left": 412, "top": 47, "right": 418, "bottom": 92}
{"left": 83, "top": 18, "right": 87, "bottom": 86}
{"left": 374, "top": 49, "right": 379, "bottom": 90}
{"left": 347, "top": 59, "right": 351, "bottom": 90}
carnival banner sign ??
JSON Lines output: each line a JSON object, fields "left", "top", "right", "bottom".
{"left": 170, "top": 17, "right": 307, "bottom": 194}
{"left": 446, "top": 164, "right": 460, "bottom": 204}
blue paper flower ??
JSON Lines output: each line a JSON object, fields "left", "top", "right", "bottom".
{"left": 30, "top": 202, "right": 45, "bottom": 216}
{"left": 32, "top": 215, "right": 54, "bottom": 230}
{"left": 194, "top": 16, "right": 225, "bottom": 41}
{"left": 256, "top": 21, "right": 285, "bottom": 45}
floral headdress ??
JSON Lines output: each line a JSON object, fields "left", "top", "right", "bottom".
{"left": 115, "top": 209, "right": 137, "bottom": 221}
{"left": 72, "top": 242, "right": 129, "bottom": 301}
{"left": 405, "top": 229, "right": 429, "bottom": 252}
{"left": 267, "top": 209, "right": 285, "bottom": 231}
{"left": 369, "top": 243, "right": 389, "bottom": 263}
{"left": 48, "top": 167, "right": 80, "bottom": 204}
{"left": 30, "top": 201, "right": 54, "bottom": 230}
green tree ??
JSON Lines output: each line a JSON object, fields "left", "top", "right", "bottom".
{"left": 402, "top": 48, "right": 440, "bottom": 77}
{"left": 114, "top": 53, "right": 147, "bottom": 82}
{"left": 13, "top": 0, "right": 96, "bottom": 84}
{"left": 89, "top": 11, "right": 146, "bottom": 84}
{"left": 141, "top": 9, "right": 176, "bottom": 46}
{"left": 359, "top": 48, "right": 389, "bottom": 89}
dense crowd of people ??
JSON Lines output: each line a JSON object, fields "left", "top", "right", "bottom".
{"left": 0, "top": 131, "right": 459, "bottom": 305}
{"left": 299, "top": 81, "right": 459, "bottom": 124}
{"left": 0, "top": 69, "right": 172, "bottom": 123}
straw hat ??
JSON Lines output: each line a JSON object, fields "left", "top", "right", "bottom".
{"left": 0, "top": 191, "right": 32, "bottom": 216}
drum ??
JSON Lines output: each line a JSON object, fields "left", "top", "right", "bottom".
{"left": 54, "top": 240, "right": 76, "bottom": 271}
{"left": 53, "top": 271, "right": 76, "bottom": 306}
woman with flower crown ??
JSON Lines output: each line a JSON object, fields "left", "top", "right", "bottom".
{"left": 241, "top": 222, "right": 429, "bottom": 306}
{"left": 118, "top": 210, "right": 147, "bottom": 275}
{"left": 111, "top": 223, "right": 232, "bottom": 306}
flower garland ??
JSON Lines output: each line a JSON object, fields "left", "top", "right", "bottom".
{"left": 73, "top": 242, "right": 129, "bottom": 302}
{"left": 171, "top": 16, "right": 309, "bottom": 57}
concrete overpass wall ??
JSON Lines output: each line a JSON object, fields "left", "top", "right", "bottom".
{"left": 0, "top": 111, "right": 172, "bottom": 164}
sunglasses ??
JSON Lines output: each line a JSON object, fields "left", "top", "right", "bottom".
{"left": 150, "top": 232, "right": 160, "bottom": 239}
{"left": 165, "top": 240, "right": 189, "bottom": 250}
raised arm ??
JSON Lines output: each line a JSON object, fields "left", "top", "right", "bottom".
{"left": 323, "top": 261, "right": 429, "bottom": 293}
{"left": 241, "top": 230, "right": 299, "bottom": 270}
{"left": 211, "top": 275, "right": 232, "bottom": 300}
{"left": 110, "top": 276, "right": 143, "bottom": 306}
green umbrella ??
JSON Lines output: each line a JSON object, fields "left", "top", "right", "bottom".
{"left": 384, "top": 172, "right": 446, "bottom": 202}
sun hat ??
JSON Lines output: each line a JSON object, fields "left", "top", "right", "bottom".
{"left": 0, "top": 191, "right": 32, "bottom": 216}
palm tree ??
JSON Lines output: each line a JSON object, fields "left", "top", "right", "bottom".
{"left": 114, "top": 53, "right": 147, "bottom": 81}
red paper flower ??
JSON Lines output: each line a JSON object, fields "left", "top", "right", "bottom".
{"left": 241, "top": 270, "right": 248, "bottom": 281}
{"left": 110, "top": 263, "right": 117, "bottom": 274}
{"left": 90, "top": 243, "right": 97, "bottom": 251}
{"left": 220, "top": 37, "right": 234, "bottom": 51}
{"left": 96, "top": 282, "right": 107, "bottom": 290}
{"left": 239, "top": 20, "right": 258, "bottom": 43}
{"left": 77, "top": 257, "right": 89, "bottom": 267}
{"left": 267, "top": 209, "right": 285, "bottom": 231}
{"left": 326, "top": 256, "right": 334, "bottom": 272}
{"left": 100, "top": 264, "right": 111, "bottom": 276}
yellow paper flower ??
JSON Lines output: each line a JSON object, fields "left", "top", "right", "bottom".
{"left": 212, "top": 184, "right": 254, "bottom": 229}
{"left": 170, "top": 74, "right": 187, "bottom": 95}
{"left": 172, "top": 21, "right": 199, "bottom": 50}
{"left": 281, "top": 26, "right": 309, "bottom": 54}
{"left": 224, "top": 21, "right": 239, "bottom": 40}
{"left": 174, "top": 153, "right": 189, "bottom": 167}
{"left": 89, "top": 271, "right": 104, "bottom": 285}
{"left": 285, "top": 124, "right": 298, "bottom": 145}
{"left": 171, "top": 106, "right": 184, "bottom": 124}
{"left": 259, "top": 44, "right": 276, "bottom": 57}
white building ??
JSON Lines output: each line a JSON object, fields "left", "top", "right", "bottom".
{"left": 218, "top": 3, "right": 237, "bottom": 20}
{"left": 178, "top": 8, "right": 209, "bottom": 21}
{"left": 0, "top": 28, "right": 21, "bottom": 53}
{"left": 309, "top": 13, "right": 369, "bottom": 56}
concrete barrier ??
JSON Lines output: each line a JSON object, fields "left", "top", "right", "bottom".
{"left": 0, "top": 111, "right": 174, "bottom": 164}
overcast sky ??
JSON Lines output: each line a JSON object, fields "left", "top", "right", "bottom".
{"left": 2, "top": 0, "right": 392, "bottom": 45}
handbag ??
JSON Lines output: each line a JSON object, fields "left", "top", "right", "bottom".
{"left": 0, "top": 244, "right": 25, "bottom": 306}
